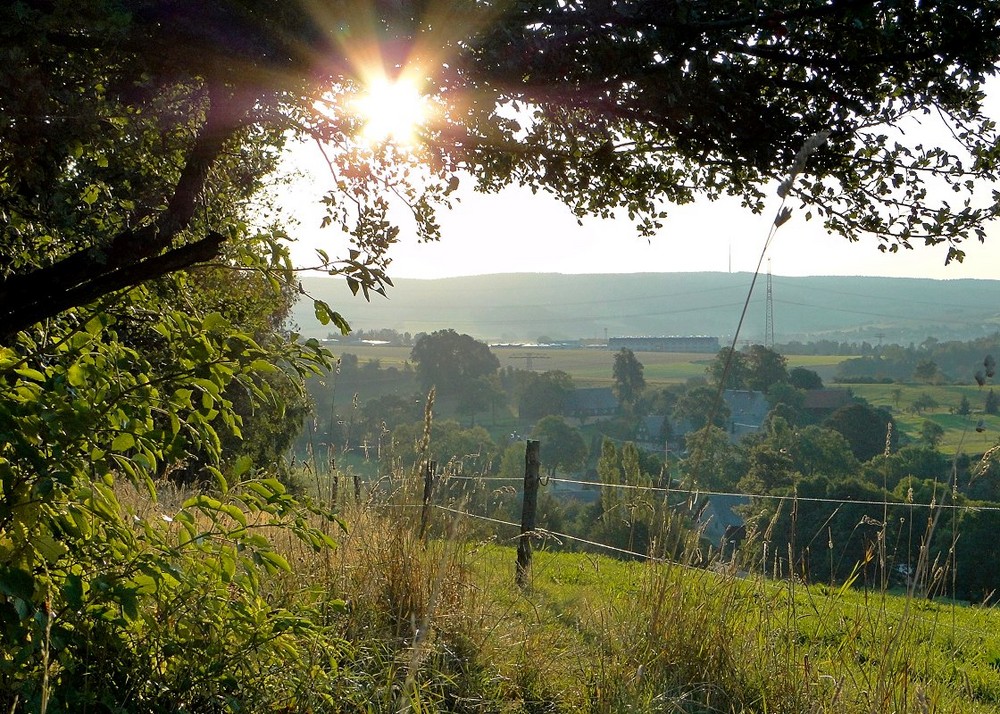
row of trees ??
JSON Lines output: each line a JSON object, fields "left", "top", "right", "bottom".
{"left": 836, "top": 335, "right": 1000, "bottom": 384}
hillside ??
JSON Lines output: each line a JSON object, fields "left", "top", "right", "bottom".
{"left": 291, "top": 272, "right": 1000, "bottom": 344}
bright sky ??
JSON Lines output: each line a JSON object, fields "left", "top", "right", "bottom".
{"left": 279, "top": 84, "right": 1000, "bottom": 283}
{"left": 280, "top": 168, "right": 1000, "bottom": 283}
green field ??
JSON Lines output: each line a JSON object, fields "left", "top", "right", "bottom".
{"left": 333, "top": 344, "right": 853, "bottom": 388}
{"left": 849, "top": 383, "right": 1000, "bottom": 455}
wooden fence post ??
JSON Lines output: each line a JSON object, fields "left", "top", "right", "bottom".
{"left": 419, "top": 460, "right": 436, "bottom": 542}
{"left": 516, "top": 440, "right": 541, "bottom": 587}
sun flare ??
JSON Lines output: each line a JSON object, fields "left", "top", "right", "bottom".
{"left": 353, "top": 76, "right": 429, "bottom": 146}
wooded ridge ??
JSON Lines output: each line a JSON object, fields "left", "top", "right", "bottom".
{"left": 293, "top": 272, "right": 1000, "bottom": 344}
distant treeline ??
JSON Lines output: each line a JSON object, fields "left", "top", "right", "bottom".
{"left": 832, "top": 333, "right": 1000, "bottom": 384}
{"left": 775, "top": 340, "right": 877, "bottom": 356}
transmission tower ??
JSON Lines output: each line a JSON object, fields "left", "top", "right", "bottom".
{"left": 764, "top": 260, "right": 775, "bottom": 348}
{"left": 508, "top": 352, "right": 550, "bottom": 371}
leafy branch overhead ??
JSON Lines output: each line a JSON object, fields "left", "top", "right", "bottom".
{"left": 2, "top": 1, "right": 1000, "bottom": 336}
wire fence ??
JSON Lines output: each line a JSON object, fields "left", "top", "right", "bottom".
{"left": 419, "top": 489, "right": 1000, "bottom": 645}
{"left": 364, "top": 445, "right": 1000, "bottom": 618}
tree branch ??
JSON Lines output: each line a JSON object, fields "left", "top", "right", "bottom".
{"left": 0, "top": 85, "right": 256, "bottom": 342}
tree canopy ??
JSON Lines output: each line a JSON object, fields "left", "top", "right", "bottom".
{"left": 4, "top": 1, "right": 1000, "bottom": 339}
{"left": 409, "top": 329, "right": 500, "bottom": 395}
{"left": 612, "top": 348, "right": 646, "bottom": 407}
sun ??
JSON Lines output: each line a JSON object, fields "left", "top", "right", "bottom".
{"left": 352, "top": 75, "right": 430, "bottom": 146}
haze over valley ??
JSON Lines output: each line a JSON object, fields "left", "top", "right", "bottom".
{"left": 292, "top": 272, "right": 1000, "bottom": 345}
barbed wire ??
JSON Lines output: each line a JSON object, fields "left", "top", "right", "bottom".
{"left": 433, "top": 504, "right": 521, "bottom": 532}
{"left": 544, "top": 476, "right": 1000, "bottom": 513}
{"left": 442, "top": 475, "right": 524, "bottom": 483}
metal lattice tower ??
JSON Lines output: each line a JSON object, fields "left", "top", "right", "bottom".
{"left": 764, "top": 260, "right": 774, "bottom": 348}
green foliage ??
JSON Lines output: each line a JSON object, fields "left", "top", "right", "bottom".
{"left": 920, "top": 420, "right": 946, "bottom": 447}
{"left": 389, "top": 419, "right": 498, "bottom": 475}
{"left": 825, "top": 403, "right": 897, "bottom": 462}
{"left": 0, "top": 289, "right": 350, "bottom": 708}
{"left": 911, "top": 392, "right": 940, "bottom": 414}
{"left": 672, "top": 385, "right": 730, "bottom": 431}
{"left": 913, "top": 359, "right": 940, "bottom": 384}
{"left": 517, "top": 369, "right": 575, "bottom": 421}
{"left": 612, "top": 348, "right": 645, "bottom": 408}
{"left": 788, "top": 367, "right": 824, "bottom": 391}
{"left": 986, "top": 389, "right": 999, "bottom": 415}
{"left": 743, "top": 345, "right": 789, "bottom": 393}
{"left": 532, "top": 416, "right": 588, "bottom": 477}
{"left": 410, "top": 329, "right": 500, "bottom": 396}
{"left": 706, "top": 347, "right": 748, "bottom": 390}
{"left": 681, "top": 426, "right": 742, "bottom": 491}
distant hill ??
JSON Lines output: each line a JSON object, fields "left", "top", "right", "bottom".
{"left": 290, "top": 272, "right": 1000, "bottom": 345}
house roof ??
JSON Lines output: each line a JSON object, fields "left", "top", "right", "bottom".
{"left": 723, "top": 389, "right": 769, "bottom": 419}
{"left": 696, "top": 494, "right": 750, "bottom": 544}
{"left": 564, "top": 387, "right": 619, "bottom": 413}
{"left": 803, "top": 389, "right": 852, "bottom": 411}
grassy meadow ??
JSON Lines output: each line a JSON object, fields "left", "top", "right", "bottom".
{"left": 240, "top": 487, "right": 1000, "bottom": 713}
{"left": 849, "top": 383, "right": 1000, "bottom": 455}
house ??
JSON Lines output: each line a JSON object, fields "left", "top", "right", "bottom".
{"left": 802, "top": 388, "right": 852, "bottom": 416}
{"left": 722, "top": 389, "right": 769, "bottom": 443}
{"left": 563, "top": 387, "right": 619, "bottom": 421}
{"left": 695, "top": 493, "right": 751, "bottom": 552}
{"left": 635, "top": 415, "right": 669, "bottom": 453}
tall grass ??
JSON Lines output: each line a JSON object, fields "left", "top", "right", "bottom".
{"left": 99, "top": 443, "right": 1000, "bottom": 713}
{"left": 245, "top": 469, "right": 1000, "bottom": 713}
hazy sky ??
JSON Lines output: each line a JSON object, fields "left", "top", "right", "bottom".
{"left": 280, "top": 86, "right": 1000, "bottom": 283}
{"left": 281, "top": 169, "right": 1000, "bottom": 282}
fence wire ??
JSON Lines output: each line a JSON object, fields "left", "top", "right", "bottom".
{"left": 425, "top": 501, "right": 1000, "bottom": 643}
{"left": 545, "top": 476, "right": 1000, "bottom": 513}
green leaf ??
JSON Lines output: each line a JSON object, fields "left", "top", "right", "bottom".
{"left": 111, "top": 433, "right": 136, "bottom": 452}
{"left": 257, "top": 550, "right": 291, "bottom": 573}
{"left": 63, "top": 573, "right": 84, "bottom": 608}
{"left": 67, "top": 363, "right": 87, "bottom": 387}
{"left": 331, "top": 311, "right": 351, "bottom": 336}
{"left": 84, "top": 316, "right": 107, "bottom": 336}
{"left": 313, "top": 299, "right": 334, "bottom": 326}
{"left": 34, "top": 533, "right": 69, "bottom": 563}
{"left": 248, "top": 359, "right": 277, "bottom": 373}
{"left": 201, "top": 312, "right": 231, "bottom": 333}
{"left": 0, "top": 567, "right": 35, "bottom": 600}
{"left": 14, "top": 367, "right": 45, "bottom": 382}
{"left": 232, "top": 455, "right": 253, "bottom": 477}
{"left": 183, "top": 494, "right": 223, "bottom": 512}
{"left": 221, "top": 504, "right": 248, "bottom": 528}
{"left": 220, "top": 550, "right": 237, "bottom": 582}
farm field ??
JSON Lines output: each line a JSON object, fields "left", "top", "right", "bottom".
{"left": 331, "top": 343, "right": 854, "bottom": 388}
